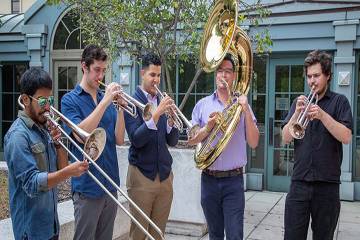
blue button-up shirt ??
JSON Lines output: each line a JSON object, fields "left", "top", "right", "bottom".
{"left": 4, "top": 111, "right": 59, "bottom": 240}
{"left": 61, "top": 84, "right": 120, "bottom": 198}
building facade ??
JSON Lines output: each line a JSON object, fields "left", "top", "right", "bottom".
{"left": 1, "top": 0, "right": 360, "bottom": 200}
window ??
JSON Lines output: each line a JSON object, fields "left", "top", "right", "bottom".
{"left": 168, "top": 58, "right": 214, "bottom": 138}
{"left": 1, "top": 63, "right": 28, "bottom": 152}
{"left": 11, "top": 0, "right": 20, "bottom": 14}
{"left": 53, "top": 8, "right": 84, "bottom": 50}
{"left": 249, "top": 55, "right": 267, "bottom": 170}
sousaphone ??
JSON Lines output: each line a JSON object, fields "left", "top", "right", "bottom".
{"left": 194, "top": 0, "right": 253, "bottom": 169}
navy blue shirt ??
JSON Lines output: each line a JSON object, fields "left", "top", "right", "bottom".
{"left": 282, "top": 89, "right": 353, "bottom": 183}
{"left": 124, "top": 86, "right": 179, "bottom": 181}
{"left": 4, "top": 111, "right": 59, "bottom": 240}
{"left": 61, "top": 84, "right": 120, "bottom": 198}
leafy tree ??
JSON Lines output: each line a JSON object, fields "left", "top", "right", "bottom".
{"left": 48, "top": 0, "right": 272, "bottom": 108}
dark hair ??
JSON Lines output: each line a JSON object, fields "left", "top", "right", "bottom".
{"left": 20, "top": 67, "right": 52, "bottom": 96}
{"left": 304, "top": 50, "right": 332, "bottom": 81}
{"left": 81, "top": 44, "right": 108, "bottom": 69}
{"left": 223, "top": 53, "right": 235, "bottom": 70}
{"left": 141, "top": 53, "right": 161, "bottom": 69}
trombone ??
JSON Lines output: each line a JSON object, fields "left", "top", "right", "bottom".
{"left": 154, "top": 85, "right": 200, "bottom": 138}
{"left": 98, "top": 81, "right": 153, "bottom": 121}
{"left": 289, "top": 86, "right": 319, "bottom": 139}
{"left": 18, "top": 96, "right": 165, "bottom": 240}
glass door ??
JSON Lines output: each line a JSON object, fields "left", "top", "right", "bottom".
{"left": 54, "top": 61, "right": 82, "bottom": 110}
{"left": 267, "top": 58, "right": 306, "bottom": 192}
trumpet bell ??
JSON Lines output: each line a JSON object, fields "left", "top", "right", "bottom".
{"left": 83, "top": 128, "right": 107, "bottom": 161}
{"left": 143, "top": 103, "right": 154, "bottom": 121}
{"left": 289, "top": 123, "right": 305, "bottom": 139}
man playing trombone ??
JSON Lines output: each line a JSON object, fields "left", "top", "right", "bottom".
{"left": 124, "top": 53, "right": 179, "bottom": 240}
{"left": 282, "top": 50, "right": 353, "bottom": 240}
{"left": 4, "top": 68, "right": 89, "bottom": 240}
{"left": 61, "top": 45, "right": 126, "bottom": 240}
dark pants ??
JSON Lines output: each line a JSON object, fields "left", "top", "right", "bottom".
{"left": 72, "top": 191, "right": 118, "bottom": 240}
{"left": 284, "top": 181, "right": 340, "bottom": 240}
{"left": 201, "top": 173, "right": 245, "bottom": 240}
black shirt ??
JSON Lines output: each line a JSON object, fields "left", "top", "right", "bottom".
{"left": 282, "top": 89, "right": 353, "bottom": 183}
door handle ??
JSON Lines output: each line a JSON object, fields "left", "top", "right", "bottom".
{"left": 269, "top": 117, "right": 273, "bottom": 146}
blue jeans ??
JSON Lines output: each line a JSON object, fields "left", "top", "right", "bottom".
{"left": 201, "top": 173, "right": 245, "bottom": 240}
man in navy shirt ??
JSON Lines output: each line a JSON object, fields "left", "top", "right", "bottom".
{"left": 282, "top": 50, "right": 353, "bottom": 240}
{"left": 124, "top": 53, "right": 179, "bottom": 240}
{"left": 61, "top": 45, "right": 125, "bottom": 240}
{"left": 4, "top": 67, "right": 88, "bottom": 240}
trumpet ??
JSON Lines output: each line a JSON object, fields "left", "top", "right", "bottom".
{"left": 154, "top": 85, "right": 200, "bottom": 138}
{"left": 98, "top": 81, "right": 153, "bottom": 121}
{"left": 289, "top": 86, "right": 319, "bottom": 139}
{"left": 18, "top": 96, "right": 164, "bottom": 240}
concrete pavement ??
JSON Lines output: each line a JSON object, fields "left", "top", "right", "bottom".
{"left": 166, "top": 191, "right": 360, "bottom": 240}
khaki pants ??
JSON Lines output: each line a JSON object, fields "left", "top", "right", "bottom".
{"left": 126, "top": 165, "right": 173, "bottom": 240}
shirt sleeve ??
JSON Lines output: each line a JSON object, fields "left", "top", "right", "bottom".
{"left": 336, "top": 95, "right": 353, "bottom": 132}
{"left": 5, "top": 131, "right": 49, "bottom": 197}
{"left": 247, "top": 104, "right": 257, "bottom": 124}
{"left": 191, "top": 101, "right": 204, "bottom": 127}
{"left": 145, "top": 117, "right": 158, "bottom": 130}
{"left": 166, "top": 120, "right": 173, "bottom": 134}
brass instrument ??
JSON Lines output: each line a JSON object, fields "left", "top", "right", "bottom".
{"left": 98, "top": 81, "right": 153, "bottom": 121}
{"left": 18, "top": 96, "right": 164, "bottom": 240}
{"left": 194, "top": 0, "right": 253, "bottom": 169}
{"left": 154, "top": 85, "right": 200, "bottom": 138}
{"left": 289, "top": 86, "right": 319, "bottom": 139}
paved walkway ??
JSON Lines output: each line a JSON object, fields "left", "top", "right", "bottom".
{"left": 165, "top": 191, "right": 360, "bottom": 240}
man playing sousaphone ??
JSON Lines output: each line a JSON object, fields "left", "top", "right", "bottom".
{"left": 282, "top": 50, "right": 353, "bottom": 240}
{"left": 188, "top": 53, "right": 259, "bottom": 239}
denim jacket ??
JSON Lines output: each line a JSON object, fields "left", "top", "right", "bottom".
{"left": 4, "top": 111, "right": 59, "bottom": 240}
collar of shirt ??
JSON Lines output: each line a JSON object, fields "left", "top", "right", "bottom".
{"left": 140, "top": 87, "right": 158, "bottom": 106}
{"left": 320, "top": 87, "right": 333, "bottom": 101}
{"left": 74, "top": 84, "right": 103, "bottom": 100}
{"left": 18, "top": 110, "right": 47, "bottom": 134}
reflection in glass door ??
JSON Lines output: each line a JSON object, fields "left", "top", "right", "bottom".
{"left": 267, "top": 59, "right": 305, "bottom": 192}
{"left": 54, "top": 61, "right": 82, "bottom": 111}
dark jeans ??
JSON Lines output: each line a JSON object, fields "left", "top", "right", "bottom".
{"left": 201, "top": 173, "right": 245, "bottom": 240}
{"left": 284, "top": 181, "right": 340, "bottom": 240}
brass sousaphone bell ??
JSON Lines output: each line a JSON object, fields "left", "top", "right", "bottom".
{"left": 194, "top": 0, "right": 253, "bottom": 169}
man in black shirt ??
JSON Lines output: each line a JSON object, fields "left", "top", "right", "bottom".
{"left": 282, "top": 50, "right": 353, "bottom": 240}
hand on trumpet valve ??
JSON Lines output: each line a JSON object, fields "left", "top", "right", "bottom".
{"left": 113, "top": 92, "right": 128, "bottom": 108}
{"left": 103, "top": 82, "right": 123, "bottom": 107}
{"left": 306, "top": 104, "right": 323, "bottom": 121}
{"left": 156, "top": 95, "right": 174, "bottom": 116}
{"left": 295, "top": 95, "right": 307, "bottom": 113}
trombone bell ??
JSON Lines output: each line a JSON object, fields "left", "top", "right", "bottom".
{"left": 83, "top": 128, "right": 106, "bottom": 161}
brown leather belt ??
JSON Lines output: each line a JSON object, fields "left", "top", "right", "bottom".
{"left": 203, "top": 167, "right": 243, "bottom": 178}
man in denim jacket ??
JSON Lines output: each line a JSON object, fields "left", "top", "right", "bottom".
{"left": 4, "top": 68, "right": 88, "bottom": 240}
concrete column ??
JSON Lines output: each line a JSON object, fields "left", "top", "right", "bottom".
{"left": 333, "top": 19, "right": 359, "bottom": 201}
{"left": 22, "top": 24, "right": 48, "bottom": 68}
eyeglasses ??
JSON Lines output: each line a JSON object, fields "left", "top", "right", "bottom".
{"left": 29, "top": 95, "right": 54, "bottom": 108}
{"left": 216, "top": 68, "right": 234, "bottom": 75}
